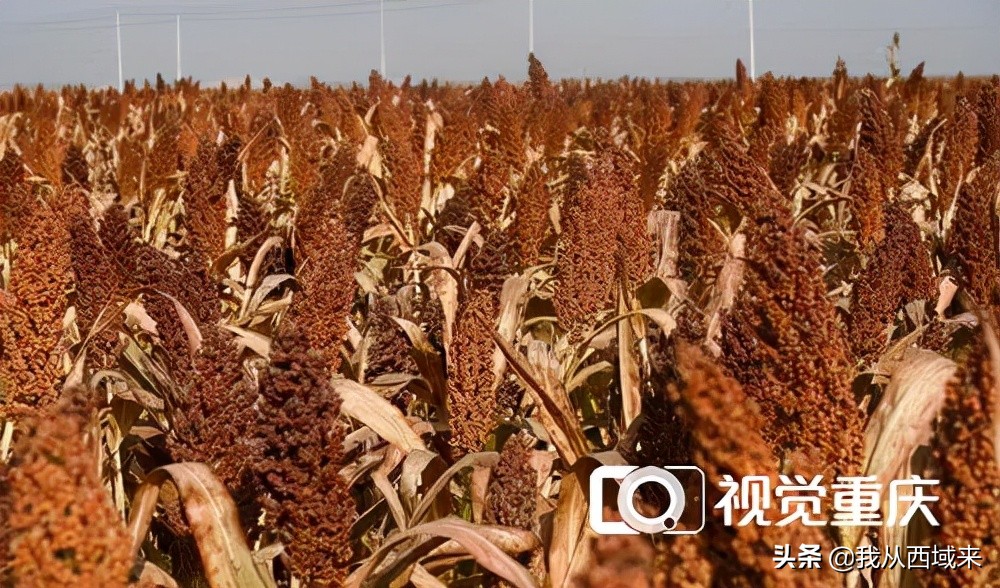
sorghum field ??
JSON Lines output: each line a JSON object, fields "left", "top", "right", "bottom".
{"left": 0, "top": 56, "right": 997, "bottom": 587}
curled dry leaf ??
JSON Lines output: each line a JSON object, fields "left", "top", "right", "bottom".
{"left": 451, "top": 221, "right": 482, "bottom": 269}
{"left": 648, "top": 210, "right": 681, "bottom": 281}
{"left": 349, "top": 517, "right": 540, "bottom": 588}
{"left": 125, "top": 463, "right": 278, "bottom": 588}
{"left": 860, "top": 348, "right": 957, "bottom": 581}
{"left": 493, "top": 334, "right": 589, "bottom": 465}
{"left": 426, "top": 524, "right": 540, "bottom": 558}
{"left": 548, "top": 451, "right": 629, "bottom": 588}
{"left": 358, "top": 134, "right": 382, "bottom": 176}
{"left": 241, "top": 273, "right": 295, "bottom": 320}
{"left": 935, "top": 276, "right": 959, "bottom": 316}
{"left": 470, "top": 463, "right": 493, "bottom": 523}
{"left": 137, "top": 561, "right": 181, "bottom": 588}
{"left": 390, "top": 316, "right": 448, "bottom": 408}
{"left": 146, "top": 288, "right": 204, "bottom": 357}
{"left": 398, "top": 448, "right": 441, "bottom": 513}
{"left": 704, "top": 232, "right": 746, "bottom": 355}
{"left": 221, "top": 324, "right": 272, "bottom": 357}
{"left": 243, "top": 236, "right": 284, "bottom": 290}
{"left": 617, "top": 289, "right": 642, "bottom": 430}
{"left": 410, "top": 564, "right": 449, "bottom": 588}
{"left": 334, "top": 377, "right": 428, "bottom": 454}
{"left": 495, "top": 274, "right": 531, "bottom": 384}
{"left": 373, "top": 446, "right": 410, "bottom": 531}
{"left": 416, "top": 246, "right": 460, "bottom": 351}
{"left": 409, "top": 451, "right": 500, "bottom": 525}
{"left": 864, "top": 348, "right": 957, "bottom": 487}
{"left": 124, "top": 301, "right": 159, "bottom": 333}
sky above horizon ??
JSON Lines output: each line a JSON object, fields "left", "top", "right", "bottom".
{"left": 0, "top": 1, "right": 997, "bottom": 89}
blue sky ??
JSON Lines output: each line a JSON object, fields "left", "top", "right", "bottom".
{"left": 0, "top": 1, "right": 997, "bottom": 88}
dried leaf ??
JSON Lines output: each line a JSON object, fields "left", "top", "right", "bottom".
{"left": 124, "top": 301, "right": 158, "bottom": 333}
{"left": 334, "top": 377, "right": 428, "bottom": 454}
{"left": 399, "top": 449, "right": 443, "bottom": 514}
{"left": 864, "top": 348, "right": 956, "bottom": 486}
{"left": 549, "top": 452, "right": 628, "bottom": 588}
{"left": 494, "top": 275, "right": 530, "bottom": 383}
{"left": 242, "top": 274, "right": 295, "bottom": 319}
{"left": 493, "top": 334, "right": 589, "bottom": 466}
{"left": 935, "top": 276, "right": 959, "bottom": 316}
{"left": 426, "top": 524, "right": 539, "bottom": 558}
{"left": 137, "top": 562, "right": 181, "bottom": 588}
{"left": 565, "top": 361, "right": 613, "bottom": 395}
{"left": 390, "top": 317, "right": 448, "bottom": 409}
{"left": 410, "top": 452, "right": 500, "bottom": 524}
{"left": 409, "top": 564, "right": 448, "bottom": 588}
{"left": 861, "top": 348, "right": 956, "bottom": 561}
{"left": 648, "top": 210, "right": 681, "bottom": 280}
{"left": 147, "top": 288, "right": 204, "bottom": 357}
{"left": 221, "top": 324, "right": 271, "bottom": 358}
{"left": 351, "top": 517, "right": 539, "bottom": 588}
{"left": 373, "top": 446, "right": 409, "bottom": 530}
{"left": 617, "top": 289, "right": 642, "bottom": 430}
{"left": 126, "top": 463, "right": 277, "bottom": 588}
{"left": 245, "top": 236, "right": 283, "bottom": 290}
{"left": 470, "top": 464, "right": 493, "bottom": 523}
{"left": 579, "top": 308, "right": 677, "bottom": 353}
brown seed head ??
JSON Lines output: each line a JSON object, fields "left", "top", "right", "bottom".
{"left": 292, "top": 201, "right": 358, "bottom": 371}
{"left": 975, "top": 78, "right": 1000, "bottom": 162}
{"left": 254, "top": 322, "right": 356, "bottom": 587}
{"left": 849, "top": 202, "right": 935, "bottom": 361}
{"left": 938, "top": 97, "right": 979, "bottom": 213}
{"left": 486, "top": 432, "right": 537, "bottom": 530}
{"left": 556, "top": 146, "right": 650, "bottom": 332}
{"left": 184, "top": 138, "right": 231, "bottom": 262}
{"left": 921, "top": 327, "right": 1000, "bottom": 586}
{"left": 947, "top": 154, "right": 1000, "bottom": 311}
{"left": 0, "top": 197, "right": 73, "bottom": 419}
{"left": 6, "top": 388, "right": 133, "bottom": 587}
{"left": 721, "top": 210, "right": 863, "bottom": 481}
{"left": 168, "top": 332, "right": 265, "bottom": 508}
{"left": 447, "top": 288, "right": 500, "bottom": 456}
{"left": 657, "top": 343, "right": 840, "bottom": 588}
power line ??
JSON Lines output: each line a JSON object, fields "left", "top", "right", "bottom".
{"left": 7, "top": 19, "right": 177, "bottom": 33}
{"left": 0, "top": 0, "right": 487, "bottom": 29}
{"left": 0, "top": 0, "right": 490, "bottom": 87}
{"left": 178, "top": 0, "right": 489, "bottom": 23}
{"left": 0, "top": 1, "right": 372, "bottom": 25}
{"left": 119, "top": 0, "right": 379, "bottom": 18}
{"left": 5, "top": 14, "right": 116, "bottom": 26}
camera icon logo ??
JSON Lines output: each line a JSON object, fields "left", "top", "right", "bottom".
{"left": 589, "top": 465, "right": 706, "bottom": 535}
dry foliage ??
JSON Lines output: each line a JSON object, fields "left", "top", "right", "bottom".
{"left": 0, "top": 58, "right": 996, "bottom": 588}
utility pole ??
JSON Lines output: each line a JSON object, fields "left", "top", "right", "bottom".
{"left": 176, "top": 15, "right": 182, "bottom": 81}
{"left": 116, "top": 10, "right": 123, "bottom": 91}
{"left": 529, "top": 0, "right": 534, "bottom": 54}
{"left": 379, "top": 0, "right": 386, "bottom": 77}
{"left": 747, "top": 0, "right": 756, "bottom": 81}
